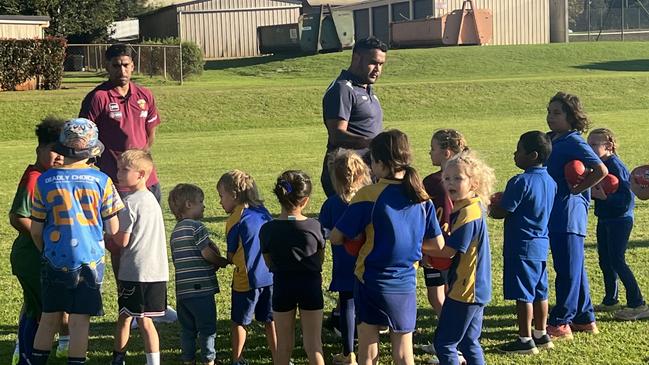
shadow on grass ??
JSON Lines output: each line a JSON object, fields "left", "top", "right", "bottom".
{"left": 205, "top": 53, "right": 305, "bottom": 71}
{"left": 574, "top": 59, "right": 649, "bottom": 72}
{"left": 628, "top": 239, "right": 649, "bottom": 249}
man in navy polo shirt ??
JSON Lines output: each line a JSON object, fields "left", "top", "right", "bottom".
{"left": 79, "top": 44, "right": 162, "bottom": 202}
{"left": 321, "top": 37, "right": 387, "bottom": 197}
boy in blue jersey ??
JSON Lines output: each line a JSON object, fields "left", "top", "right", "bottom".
{"left": 492, "top": 131, "right": 557, "bottom": 355}
{"left": 30, "top": 118, "right": 124, "bottom": 365}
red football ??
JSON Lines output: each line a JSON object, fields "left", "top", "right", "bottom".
{"left": 343, "top": 232, "right": 366, "bottom": 257}
{"left": 564, "top": 160, "right": 587, "bottom": 186}
{"left": 104, "top": 236, "right": 121, "bottom": 255}
{"left": 490, "top": 191, "right": 503, "bottom": 207}
{"left": 632, "top": 165, "right": 649, "bottom": 186}
{"left": 597, "top": 174, "right": 619, "bottom": 195}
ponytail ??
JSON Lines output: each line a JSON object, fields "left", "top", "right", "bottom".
{"left": 403, "top": 165, "right": 429, "bottom": 203}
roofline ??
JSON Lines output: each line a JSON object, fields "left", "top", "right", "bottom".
{"left": 138, "top": 0, "right": 301, "bottom": 17}
{"left": 0, "top": 15, "right": 50, "bottom": 24}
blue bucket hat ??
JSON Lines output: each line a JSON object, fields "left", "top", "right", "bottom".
{"left": 54, "top": 118, "right": 105, "bottom": 159}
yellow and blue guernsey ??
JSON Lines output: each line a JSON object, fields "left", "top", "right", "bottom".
{"left": 226, "top": 204, "right": 273, "bottom": 292}
{"left": 335, "top": 179, "right": 442, "bottom": 293}
{"left": 31, "top": 164, "right": 123, "bottom": 274}
{"left": 446, "top": 197, "right": 492, "bottom": 305}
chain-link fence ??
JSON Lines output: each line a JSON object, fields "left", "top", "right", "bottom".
{"left": 570, "top": 1, "right": 649, "bottom": 41}
{"left": 65, "top": 44, "right": 184, "bottom": 83}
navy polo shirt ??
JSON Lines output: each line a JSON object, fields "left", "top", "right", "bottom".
{"left": 501, "top": 167, "right": 557, "bottom": 261}
{"left": 322, "top": 70, "right": 383, "bottom": 153}
{"left": 545, "top": 131, "right": 602, "bottom": 235}
{"left": 594, "top": 155, "right": 634, "bottom": 219}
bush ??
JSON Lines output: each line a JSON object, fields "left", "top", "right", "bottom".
{"left": 143, "top": 38, "right": 204, "bottom": 80}
{"left": 0, "top": 37, "right": 67, "bottom": 91}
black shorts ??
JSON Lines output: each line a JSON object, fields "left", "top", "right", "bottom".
{"left": 423, "top": 267, "right": 449, "bottom": 287}
{"left": 117, "top": 281, "right": 167, "bottom": 317}
{"left": 272, "top": 273, "right": 324, "bottom": 312}
{"left": 41, "top": 263, "right": 104, "bottom": 316}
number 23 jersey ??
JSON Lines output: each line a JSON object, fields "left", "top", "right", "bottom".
{"left": 31, "top": 165, "right": 124, "bottom": 271}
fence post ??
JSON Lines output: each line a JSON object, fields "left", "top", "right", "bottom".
{"left": 163, "top": 46, "right": 167, "bottom": 80}
{"left": 179, "top": 43, "right": 183, "bottom": 86}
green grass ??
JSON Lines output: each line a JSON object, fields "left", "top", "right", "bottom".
{"left": 2, "top": 41, "right": 649, "bottom": 364}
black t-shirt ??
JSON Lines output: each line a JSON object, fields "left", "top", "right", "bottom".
{"left": 259, "top": 218, "right": 326, "bottom": 274}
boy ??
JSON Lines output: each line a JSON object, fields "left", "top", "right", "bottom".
{"left": 10, "top": 117, "right": 66, "bottom": 364}
{"left": 30, "top": 118, "right": 123, "bottom": 365}
{"left": 492, "top": 131, "right": 557, "bottom": 354}
{"left": 168, "top": 184, "right": 229, "bottom": 365}
{"left": 110, "top": 149, "right": 169, "bottom": 365}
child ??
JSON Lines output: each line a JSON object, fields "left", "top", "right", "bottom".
{"left": 169, "top": 183, "right": 229, "bottom": 365}
{"left": 544, "top": 92, "right": 608, "bottom": 339}
{"left": 587, "top": 128, "right": 649, "bottom": 320}
{"left": 217, "top": 170, "right": 277, "bottom": 365}
{"left": 110, "top": 149, "right": 169, "bottom": 365}
{"left": 492, "top": 131, "right": 557, "bottom": 354}
{"left": 425, "top": 150, "right": 495, "bottom": 365}
{"left": 29, "top": 118, "right": 123, "bottom": 365}
{"left": 331, "top": 129, "right": 444, "bottom": 365}
{"left": 260, "top": 170, "right": 326, "bottom": 365}
{"left": 319, "top": 149, "right": 371, "bottom": 365}
{"left": 10, "top": 117, "right": 65, "bottom": 364}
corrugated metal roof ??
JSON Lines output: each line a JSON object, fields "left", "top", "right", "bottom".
{"left": 0, "top": 15, "right": 50, "bottom": 23}
{"left": 139, "top": 0, "right": 300, "bottom": 16}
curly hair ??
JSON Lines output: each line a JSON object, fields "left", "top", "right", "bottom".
{"left": 217, "top": 169, "right": 263, "bottom": 208}
{"left": 444, "top": 150, "right": 496, "bottom": 206}
{"left": 35, "top": 116, "right": 65, "bottom": 145}
{"left": 329, "top": 149, "right": 371, "bottom": 203}
{"left": 549, "top": 92, "right": 590, "bottom": 133}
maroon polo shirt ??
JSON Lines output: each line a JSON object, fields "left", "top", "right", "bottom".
{"left": 79, "top": 81, "right": 160, "bottom": 188}
{"left": 423, "top": 170, "right": 453, "bottom": 270}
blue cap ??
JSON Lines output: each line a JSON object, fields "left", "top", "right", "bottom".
{"left": 53, "top": 118, "right": 105, "bottom": 159}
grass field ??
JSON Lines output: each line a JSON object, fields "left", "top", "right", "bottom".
{"left": 1, "top": 41, "right": 649, "bottom": 364}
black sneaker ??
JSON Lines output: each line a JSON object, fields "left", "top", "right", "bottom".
{"left": 498, "top": 338, "right": 539, "bottom": 355}
{"left": 533, "top": 334, "right": 555, "bottom": 350}
{"left": 111, "top": 351, "right": 126, "bottom": 365}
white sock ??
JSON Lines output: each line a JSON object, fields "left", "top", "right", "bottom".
{"left": 519, "top": 336, "right": 533, "bottom": 343}
{"left": 58, "top": 335, "right": 70, "bottom": 348}
{"left": 146, "top": 352, "right": 160, "bottom": 365}
{"left": 533, "top": 329, "right": 547, "bottom": 338}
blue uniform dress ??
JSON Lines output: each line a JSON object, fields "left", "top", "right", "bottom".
{"left": 546, "top": 131, "right": 602, "bottom": 326}
{"left": 31, "top": 165, "right": 123, "bottom": 315}
{"left": 320, "top": 194, "right": 358, "bottom": 354}
{"left": 321, "top": 70, "right": 383, "bottom": 197}
{"left": 335, "top": 179, "right": 442, "bottom": 333}
{"left": 501, "top": 167, "right": 556, "bottom": 302}
{"left": 434, "top": 197, "right": 491, "bottom": 365}
{"left": 226, "top": 204, "right": 274, "bottom": 325}
{"left": 594, "top": 155, "right": 644, "bottom": 308}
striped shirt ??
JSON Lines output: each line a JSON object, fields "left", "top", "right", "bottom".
{"left": 170, "top": 219, "right": 219, "bottom": 299}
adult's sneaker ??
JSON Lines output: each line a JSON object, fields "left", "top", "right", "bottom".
{"left": 532, "top": 334, "right": 554, "bottom": 350}
{"left": 499, "top": 338, "right": 539, "bottom": 355}
{"left": 570, "top": 321, "right": 599, "bottom": 334}
{"left": 614, "top": 304, "right": 649, "bottom": 321}
{"left": 332, "top": 352, "right": 357, "bottom": 365}
{"left": 419, "top": 343, "right": 436, "bottom": 354}
{"left": 546, "top": 324, "right": 573, "bottom": 340}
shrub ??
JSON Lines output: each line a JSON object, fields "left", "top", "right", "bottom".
{"left": 143, "top": 38, "right": 204, "bottom": 80}
{"left": 0, "top": 37, "right": 67, "bottom": 91}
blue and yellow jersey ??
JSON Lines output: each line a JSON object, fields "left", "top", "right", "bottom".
{"left": 446, "top": 197, "right": 491, "bottom": 304}
{"left": 226, "top": 204, "right": 273, "bottom": 292}
{"left": 335, "top": 179, "right": 442, "bottom": 293}
{"left": 319, "top": 194, "right": 356, "bottom": 292}
{"left": 31, "top": 164, "right": 123, "bottom": 272}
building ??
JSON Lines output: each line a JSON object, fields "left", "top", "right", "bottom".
{"left": 0, "top": 15, "right": 50, "bottom": 39}
{"left": 138, "top": 0, "right": 302, "bottom": 59}
{"left": 334, "top": 0, "right": 551, "bottom": 45}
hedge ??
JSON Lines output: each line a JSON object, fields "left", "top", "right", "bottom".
{"left": 0, "top": 37, "right": 67, "bottom": 91}
{"left": 144, "top": 38, "right": 204, "bottom": 80}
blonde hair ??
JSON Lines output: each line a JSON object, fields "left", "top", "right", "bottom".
{"left": 217, "top": 169, "right": 263, "bottom": 208}
{"left": 445, "top": 150, "right": 496, "bottom": 206}
{"left": 589, "top": 127, "right": 618, "bottom": 155}
{"left": 432, "top": 129, "right": 469, "bottom": 154}
{"left": 168, "top": 183, "right": 204, "bottom": 221}
{"left": 119, "top": 149, "right": 154, "bottom": 176}
{"left": 330, "top": 149, "right": 371, "bottom": 203}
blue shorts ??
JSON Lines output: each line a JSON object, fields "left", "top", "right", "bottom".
{"left": 41, "top": 264, "right": 103, "bottom": 316}
{"left": 354, "top": 280, "right": 416, "bottom": 333}
{"left": 503, "top": 259, "right": 548, "bottom": 302}
{"left": 272, "top": 272, "right": 323, "bottom": 312}
{"left": 231, "top": 286, "right": 273, "bottom": 325}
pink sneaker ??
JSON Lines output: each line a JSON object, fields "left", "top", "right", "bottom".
{"left": 570, "top": 321, "right": 599, "bottom": 334}
{"left": 546, "top": 324, "right": 574, "bottom": 340}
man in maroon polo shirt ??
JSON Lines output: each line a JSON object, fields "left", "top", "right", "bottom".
{"left": 79, "top": 43, "right": 162, "bottom": 202}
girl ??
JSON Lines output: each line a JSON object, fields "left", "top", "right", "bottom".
{"left": 331, "top": 129, "right": 444, "bottom": 365}
{"left": 320, "top": 149, "right": 371, "bottom": 365}
{"left": 217, "top": 170, "right": 277, "bottom": 365}
{"left": 425, "top": 150, "right": 495, "bottom": 365}
{"left": 587, "top": 129, "right": 648, "bottom": 320}
{"left": 259, "top": 170, "right": 326, "bottom": 365}
{"left": 544, "top": 92, "right": 607, "bottom": 339}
